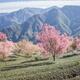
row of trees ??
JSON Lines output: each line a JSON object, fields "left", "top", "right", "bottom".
{"left": 0, "top": 32, "right": 41, "bottom": 60}
{"left": 0, "top": 32, "right": 15, "bottom": 59}
{"left": 0, "top": 24, "right": 80, "bottom": 61}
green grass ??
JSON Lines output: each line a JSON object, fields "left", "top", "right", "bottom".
{"left": 0, "top": 54, "right": 80, "bottom": 80}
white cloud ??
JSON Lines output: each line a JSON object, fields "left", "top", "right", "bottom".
{"left": 0, "top": 1, "right": 80, "bottom": 13}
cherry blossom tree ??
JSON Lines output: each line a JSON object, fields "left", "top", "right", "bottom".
{"left": 0, "top": 32, "right": 7, "bottom": 41}
{"left": 58, "top": 33, "right": 72, "bottom": 54}
{"left": 37, "top": 24, "right": 72, "bottom": 61}
{"left": 0, "top": 32, "right": 15, "bottom": 59}
{"left": 0, "top": 41, "right": 15, "bottom": 59}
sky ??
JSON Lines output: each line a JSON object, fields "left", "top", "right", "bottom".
{"left": 0, "top": 1, "right": 80, "bottom": 13}
{"left": 0, "top": 0, "right": 76, "bottom": 2}
{"left": 0, "top": 0, "right": 28, "bottom": 2}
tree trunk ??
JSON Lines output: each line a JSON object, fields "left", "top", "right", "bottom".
{"left": 52, "top": 53, "right": 55, "bottom": 61}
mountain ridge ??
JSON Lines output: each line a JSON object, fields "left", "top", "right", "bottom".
{"left": 0, "top": 6, "right": 80, "bottom": 42}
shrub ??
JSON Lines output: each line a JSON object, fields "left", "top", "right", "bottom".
{"left": 15, "top": 40, "right": 41, "bottom": 57}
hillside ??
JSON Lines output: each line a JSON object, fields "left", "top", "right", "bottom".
{"left": 0, "top": 53, "right": 80, "bottom": 80}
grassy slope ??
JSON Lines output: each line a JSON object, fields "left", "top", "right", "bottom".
{"left": 0, "top": 54, "right": 80, "bottom": 80}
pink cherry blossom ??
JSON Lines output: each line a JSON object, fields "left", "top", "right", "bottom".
{"left": 0, "top": 32, "right": 7, "bottom": 41}
{"left": 0, "top": 41, "right": 15, "bottom": 59}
